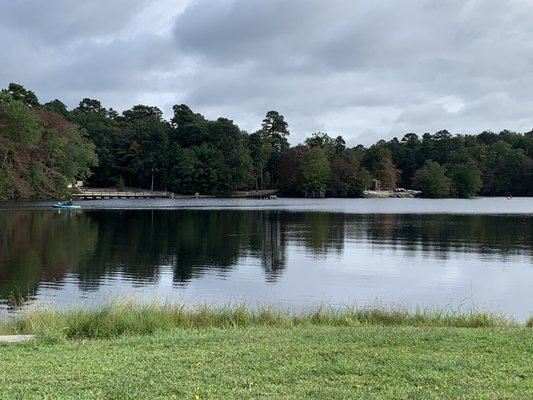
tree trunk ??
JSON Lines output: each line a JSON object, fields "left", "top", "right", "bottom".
{"left": 1, "top": 149, "right": 8, "bottom": 169}
{"left": 151, "top": 172, "right": 154, "bottom": 191}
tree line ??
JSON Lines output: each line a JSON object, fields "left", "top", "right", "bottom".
{"left": 1, "top": 83, "right": 532, "bottom": 199}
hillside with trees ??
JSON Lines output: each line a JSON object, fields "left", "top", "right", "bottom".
{"left": 0, "top": 84, "right": 97, "bottom": 199}
{"left": 1, "top": 83, "right": 532, "bottom": 199}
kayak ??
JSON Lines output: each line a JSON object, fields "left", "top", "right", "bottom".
{"left": 52, "top": 203, "right": 81, "bottom": 209}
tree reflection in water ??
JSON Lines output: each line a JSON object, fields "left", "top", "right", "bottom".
{"left": 0, "top": 210, "right": 531, "bottom": 305}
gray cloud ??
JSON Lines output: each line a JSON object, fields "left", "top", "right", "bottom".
{"left": 1, "top": 0, "right": 532, "bottom": 145}
{"left": 172, "top": 0, "right": 533, "bottom": 144}
{"left": 0, "top": 0, "right": 151, "bottom": 44}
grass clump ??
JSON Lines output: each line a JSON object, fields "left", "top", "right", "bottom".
{"left": 0, "top": 302, "right": 524, "bottom": 340}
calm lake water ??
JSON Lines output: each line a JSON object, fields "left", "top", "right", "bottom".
{"left": 1, "top": 198, "right": 532, "bottom": 320}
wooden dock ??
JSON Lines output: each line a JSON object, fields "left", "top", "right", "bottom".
{"left": 72, "top": 188, "right": 278, "bottom": 200}
{"left": 72, "top": 188, "right": 174, "bottom": 199}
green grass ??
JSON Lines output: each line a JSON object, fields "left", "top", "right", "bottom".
{"left": 1, "top": 305, "right": 531, "bottom": 399}
{"left": 0, "top": 303, "right": 521, "bottom": 339}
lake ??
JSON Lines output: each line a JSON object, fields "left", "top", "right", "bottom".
{"left": 1, "top": 198, "right": 532, "bottom": 320}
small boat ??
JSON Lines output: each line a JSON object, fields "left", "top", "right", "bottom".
{"left": 52, "top": 203, "right": 81, "bottom": 209}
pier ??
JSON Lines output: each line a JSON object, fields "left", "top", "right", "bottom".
{"left": 72, "top": 188, "right": 174, "bottom": 199}
{"left": 72, "top": 188, "right": 278, "bottom": 200}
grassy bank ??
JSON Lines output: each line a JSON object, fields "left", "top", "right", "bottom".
{"left": 1, "top": 305, "right": 532, "bottom": 399}
{"left": 0, "top": 303, "right": 524, "bottom": 339}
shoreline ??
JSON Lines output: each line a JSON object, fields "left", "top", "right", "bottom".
{"left": 1, "top": 194, "right": 530, "bottom": 203}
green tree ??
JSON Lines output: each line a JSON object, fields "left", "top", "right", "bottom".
{"left": 30, "top": 109, "right": 97, "bottom": 197}
{"left": 171, "top": 104, "right": 209, "bottom": 147}
{"left": 121, "top": 105, "right": 170, "bottom": 190}
{"left": 449, "top": 161, "right": 483, "bottom": 198}
{"left": 43, "top": 99, "right": 69, "bottom": 117}
{"left": 301, "top": 147, "right": 330, "bottom": 191}
{"left": 522, "top": 158, "right": 533, "bottom": 196}
{"left": 261, "top": 110, "right": 289, "bottom": 146}
{"left": 170, "top": 146, "right": 199, "bottom": 194}
{"left": 71, "top": 98, "right": 120, "bottom": 187}
{"left": 363, "top": 143, "right": 389, "bottom": 173}
{"left": 412, "top": 161, "right": 451, "bottom": 198}
{"left": 484, "top": 141, "right": 527, "bottom": 196}
{"left": 0, "top": 92, "right": 41, "bottom": 198}
{"left": 388, "top": 133, "right": 422, "bottom": 188}
{"left": 207, "top": 118, "right": 251, "bottom": 194}
{"left": 248, "top": 130, "right": 271, "bottom": 189}
{"left": 1, "top": 83, "right": 40, "bottom": 108}
{"left": 0, "top": 90, "right": 97, "bottom": 200}
{"left": 305, "top": 132, "right": 346, "bottom": 160}
{"left": 261, "top": 111, "right": 290, "bottom": 188}
{"left": 277, "top": 146, "right": 330, "bottom": 195}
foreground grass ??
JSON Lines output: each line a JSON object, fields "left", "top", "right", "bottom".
{"left": 1, "top": 305, "right": 531, "bottom": 399}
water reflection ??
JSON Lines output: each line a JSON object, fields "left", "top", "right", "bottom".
{"left": 0, "top": 210, "right": 532, "bottom": 318}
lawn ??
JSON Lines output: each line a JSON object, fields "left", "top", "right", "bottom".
{"left": 0, "top": 306, "right": 531, "bottom": 399}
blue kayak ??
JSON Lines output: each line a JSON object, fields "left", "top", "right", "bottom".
{"left": 52, "top": 203, "right": 81, "bottom": 209}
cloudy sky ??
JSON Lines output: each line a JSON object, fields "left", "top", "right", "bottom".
{"left": 1, "top": 0, "right": 532, "bottom": 145}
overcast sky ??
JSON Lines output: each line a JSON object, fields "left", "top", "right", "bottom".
{"left": 1, "top": 0, "right": 532, "bottom": 145}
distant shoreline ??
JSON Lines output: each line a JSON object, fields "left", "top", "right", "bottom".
{"left": 1, "top": 193, "right": 524, "bottom": 202}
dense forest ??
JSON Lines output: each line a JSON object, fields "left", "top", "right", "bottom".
{"left": 1, "top": 83, "right": 532, "bottom": 199}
